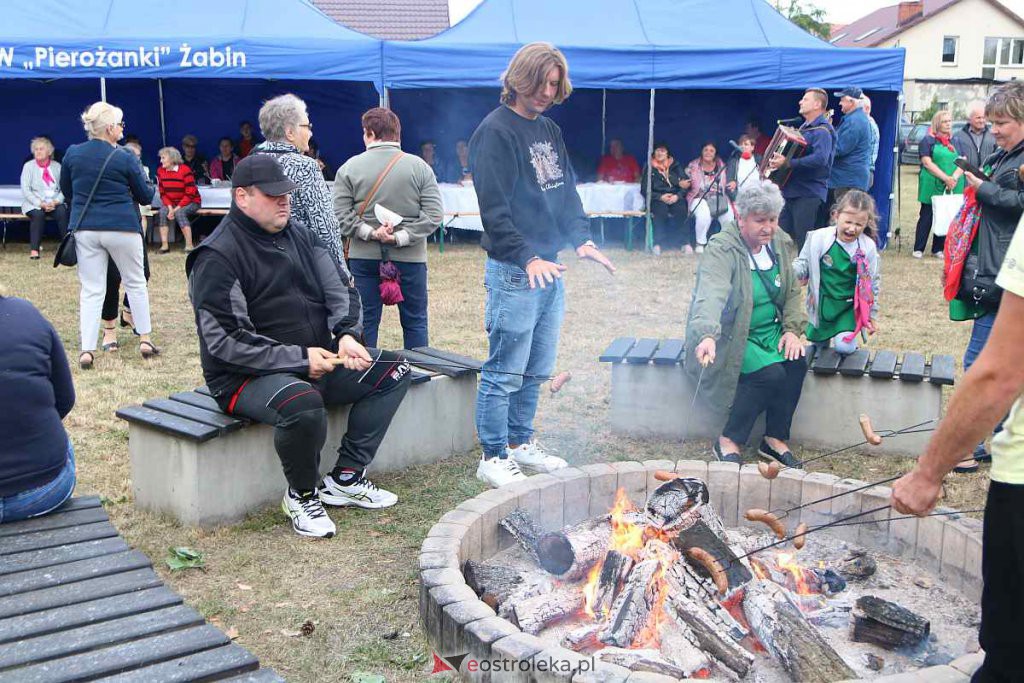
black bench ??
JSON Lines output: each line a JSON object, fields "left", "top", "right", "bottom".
{"left": 0, "top": 496, "right": 282, "bottom": 681}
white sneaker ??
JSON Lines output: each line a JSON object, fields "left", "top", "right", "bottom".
{"left": 319, "top": 472, "right": 398, "bottom": 509}
{"left": 912, "top": 251, "right": 924, "bottom": 259}
{"left": 934, "top": 251, "right": 944, "bottom": 259}
{"left": 476, "top": 457, "right": 527, "bottom": 488}
{"left": 652, "top": 245, "right": 662, "bottom": 256}
{"left": 695, "top": 244, "right": 705, "bottom": 254}
{"left": 281, "top": 489, "right": 336, "bottom": 538}
{"left": 507, "top": 442, "right": 569, "bottom": 473}
{"left": 682, "top": 245, "right": 694, "bottom": 254}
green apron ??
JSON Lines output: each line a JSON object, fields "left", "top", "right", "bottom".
{"left": 918, "top": 139, "right": 965, "bottom": 204}
{"left": 807, "top": 241, "right": 856, "bottom": 341}
{"left": 741, "top": 261, "right": 785, "bottom": 374}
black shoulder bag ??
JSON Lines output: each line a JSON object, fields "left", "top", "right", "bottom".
{"left": 53, "top": 147, "right": 119, "bottom": 268}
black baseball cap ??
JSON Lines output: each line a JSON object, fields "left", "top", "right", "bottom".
{"left": 833, "top": 86, "right": 864, "bottom": 99}
{"left": 231, "top": 154, "right": 297, "bottom": 196}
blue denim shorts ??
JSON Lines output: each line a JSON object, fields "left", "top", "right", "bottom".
{"left": 0, "top": 439, "right": 77, "bottom": 524}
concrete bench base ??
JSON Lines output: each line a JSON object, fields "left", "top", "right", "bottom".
{"left": 129, "top": 373, "right": 477, "bottom": 527}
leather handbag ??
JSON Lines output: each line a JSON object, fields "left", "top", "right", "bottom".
{"left": 957, "top": 252, "right": 1002, "bottom": 308}
{"left": 53, "top": 147, "right": 119, "bottom": 268}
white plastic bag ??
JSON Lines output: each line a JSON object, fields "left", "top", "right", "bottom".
{"left": 931, "top": 192, "right": 964, "bottom": 237}
{"left": 374, "top": 203, "right": 403, "bottom": 228}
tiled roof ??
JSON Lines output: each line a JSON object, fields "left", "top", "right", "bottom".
{"left": 830, "top": 0, "right": 958, "bottom": 47}
{"left": 311, "top": 0, "right": 450, "bottom": 40}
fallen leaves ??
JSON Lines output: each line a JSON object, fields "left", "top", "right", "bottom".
{"left": 165, "top": 547, "right": 205, "bottom": 571}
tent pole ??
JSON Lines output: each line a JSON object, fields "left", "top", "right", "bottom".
{"left": 644, "top": 88, "right": 655, "bottom": 252}
{"left": 100, "top": 77, "right": 106, "bottom": 103}
{"left": 381, "top": 87, "right": 390, "bottom": 109}
{"left": 601, "top": 89, "right": 606, "bottom": 158}
{"left": 158, "top": 79, "right": 167, "bottom": 148}
{"left": 890, "top": 92, "right": 903, "bottom": 252}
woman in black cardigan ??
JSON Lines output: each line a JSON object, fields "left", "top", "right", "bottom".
{"left": 641, "top": 142, "right": 692, "bottom": 254}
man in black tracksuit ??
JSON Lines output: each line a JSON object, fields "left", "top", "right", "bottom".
{"left": 186, "top": 155, "right": 410, "bottom": 538}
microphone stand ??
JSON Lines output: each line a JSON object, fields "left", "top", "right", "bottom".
{"left": 684, "top": 157, "right": 731, "bottom": 248}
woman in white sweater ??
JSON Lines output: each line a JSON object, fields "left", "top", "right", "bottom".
{"left": 20, "top": 137, "right": 69, "bottom": 260}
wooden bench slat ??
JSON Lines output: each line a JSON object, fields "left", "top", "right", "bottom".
{"left": 0, "top": 550, "right": 151, "bottom": 598}
{"left": 0, "top": 537, "right": 129, "bottom": 577}
{"left": 0, "top": 521, "right": 119, "bottom": 557}
{"left": 115, "top": 405, "right": 220, "bottom": 442}
{"left": 804, "top": 344, "right": 818, "bottom": 367}
{"left": 195, "top": 385, "right": 213, "bottom": 396}
{"left": 0, "top": 623, "right": 229, "bottom": 682}
{"left": 0, "top": 506, "right": 109, "bottom": 539}
{"left": 399, "top": 350, "right": 466, "bottom": 377}
{"left": 899, "top": 352, "right": 926, "bottom": 382}
{"left": 811, "top": 347, "right": 842, "bottom": 374}
{"left": 410, "top": 346, "right": 482, "bottom": 371}
{"left": 97, "top": 643, "right": 260, "bottom": 683}
{"left": 49, "top": 496, "right": 103, "bottom": 513}
{"left": 868, "top": 350, "right": 898, "bottom": 378}
{"left": 217, "top": 670, "right": 287, "bottom": 683}
{"left": 0, "top": 566, "right": 163, "bottom": 620}
{"left": 928, "top": 354, "right": 956, "bottom": 386}
{"left": 651, "top": 339, "right": 684, "bottom": 365}
{"left": 0, "top": 604, "right": 203, "bottom": 671}
{"left": 169, "top": 391, "right": 224, "bottom": 413}
{"left": 625, "top": 338, "right": 659, "bottom": 364}
{"left": 0, "top": 586, "right": 182, "bottom": 645}
{"left": 599, "top": 337, "right": 636, "bottom": 362}
{"left": 410, "top": 368, "right": 434, "bottom": 385}
{"left": 143, "top": 397, "right": 244, "bottom": 432}
{"left": 838, "top": 349, "right": 871, "bottom": 377}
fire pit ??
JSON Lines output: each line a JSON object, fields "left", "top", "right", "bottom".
{"left": 420, "top": 460, "right": 985, "bottom": 682}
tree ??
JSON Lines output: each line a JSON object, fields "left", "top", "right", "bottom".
{"left": 774, "top": 0, "right": 832, "bottom": 41}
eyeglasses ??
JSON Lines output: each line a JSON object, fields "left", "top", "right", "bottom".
{"left": 299, "top": 122, "right": 313, "bottom": 132}
{"left": 115, "top": 120, "right": 126, "bottom": 129}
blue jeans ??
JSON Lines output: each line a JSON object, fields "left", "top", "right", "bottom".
{"left": 476, "top": 258, "right": 565, "bottom": 459}
{"left": 349, "top": 259, "right": 429, "bottom": 349}
{"left": 0, "top": 439, "right": 76, "bottom": 524}
{"left": 964, "top": 312, "right": 1002, "bottom": 453}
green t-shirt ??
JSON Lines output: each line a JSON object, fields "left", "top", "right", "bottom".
{"left": 742, "top": 256, "right": 785, "bottom": 374}
{"left": 991, "top": 216, "right": 1024, "bottom": 484}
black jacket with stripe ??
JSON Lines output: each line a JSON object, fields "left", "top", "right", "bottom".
{"left": 185, "top": 205, "right": 363, "bottom": 405}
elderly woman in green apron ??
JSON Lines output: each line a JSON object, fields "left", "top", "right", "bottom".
{"left": 685, "top": 181, "right": 808, "bottom": 466}
{"left": 795, "top": 190, "right": 881, "bottom": 354}
{"left": 913, "top": 110, "right": 965, "bottom": 258}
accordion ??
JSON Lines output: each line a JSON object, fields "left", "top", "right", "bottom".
{"left": 759, "top": 125, "right": 808, "bottom": 188}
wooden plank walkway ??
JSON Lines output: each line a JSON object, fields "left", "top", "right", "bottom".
{"left": 0, "top": 497, "right": 283, "bottom": 682}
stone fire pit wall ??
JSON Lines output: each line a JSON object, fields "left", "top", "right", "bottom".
{"left": 419, "top": 460, "right": 985, "bottom": 683}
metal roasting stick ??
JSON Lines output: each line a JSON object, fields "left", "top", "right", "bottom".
{"left": 824, "top": 508, "right": 984, "bottom": 529}
{"left": 682, "top": 359, "right": 710, "bottom": 442}
{"left": 328, "top": 357, "right": 572, "bottom": 392}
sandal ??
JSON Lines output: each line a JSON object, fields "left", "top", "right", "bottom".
{"left": 120, "top": 311, "right": 139, "bottom": 336}
{"left": 140, "top": 341, "right": 161, "bottom": 359}
{"left": 79, "top": 351, "right": 95, "bottom": 369}
{"left": 953, "top": 460, "right": 980, "bottom": 474}
{"left": 101, "top": 329, "right": 119, "bottom": 353}
{"left": 159, "top": 247, "right": 170, "bottom": 254}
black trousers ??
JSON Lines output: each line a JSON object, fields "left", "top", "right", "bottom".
{"left": 779, "top": 197, "right": 822, "bottom": 248}
{"left": 102, "top": 252, "right": 150, "bottom": 321}
{"left": 972, "top": 481, "right": 1024, "bottom": 682}
{"left": 229, "top": 350, "right": 411, "bottom": 492}
{"left": 914, "top": 203, "right": 945, "bottom": 254}
{"left": 27, "top": 205, "right": 69, "bottom": 250}
{"left": 651, "top": 200, "right": 689, "bottom": 248}
{"left": 722, "top": 358, "right": 807, "bottom": 445}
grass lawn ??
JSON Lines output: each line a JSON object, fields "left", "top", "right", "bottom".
{"left": 0, "top": 167, "right": 989, "bottom": 681}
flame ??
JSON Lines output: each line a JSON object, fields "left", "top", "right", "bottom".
{"left": 609, "top": 488, "right": 645, "bottom": 557}
{"left": 582, "top": 562, "right": 602, "bottom": 618}
{"left": 775, "top": 552, "right": 814, "bottom": 595}
{"left": 632, "top": 541, "right": 679, "bottom": 649}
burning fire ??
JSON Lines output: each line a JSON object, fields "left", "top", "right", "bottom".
{"left": 609, "top": 488, "right": 645, "bottom": 556}
{"left": 776, "top": 552, "right": 813, "bottom": 595}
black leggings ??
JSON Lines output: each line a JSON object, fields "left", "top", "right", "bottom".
{"left": 914, "top": 203, "right": 946, "bottom": 254}
{"left": 722, "top": 358, "right": 807, "bottom": 445}
{"left": 102, "top": 251, "right": 150, "bottom": 321}
{"left": 228, "top": 350, "right": 412, "bottom": 492}
{"left": 650, "top": 199, "right": 689, "bottom": 248}
{"left": 27, "top": 205, "right": 69, "bottom": 250}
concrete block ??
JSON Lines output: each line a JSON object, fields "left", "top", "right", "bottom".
{"left": 798, "top": 472, "right": 840, "bottom": 528}
{"left": 457, "top": 497, "right": 498, "bottom": 515}
{"left": 768, "top": 467, "right": 806, "bottom": 513}
{"left": 830, "top": 479, "right": 868, "bottom": 545}
{"left": 706, "top": 462, "right": 741, "bottom": 527}
{"left": 856, "top": 486, "right": 892, "bottom": 548}
{"left": 419, "top": 567, "right": 467, "bottom": 642}
{"left": 426, "top": 584, "right": 478, "bottom": 650}
{"left": 534, "top": 474, "right": 565, "bottom": 533}
{"left": 915, "top": 506, "right": 953, "bottom": 573}
{"left": 483, "top": 632, "right": 547, "bottom": 683}
{"left": 440, "top": 509, "right": 483, "bottom": 528}
{"left": 494, "top": 489, "right": 527, "bottom": 553}
{"left": 675, "top": 459, "right": 708, "bottom": 484}
{"left": 505, "top": 478, "right": 543, "bottom": 522}
{"left": 427, "top": 522, "right": 470, "bottom": 539}
{"left": 889, "top": 505, "right": 919, "bottom": 559}
{"left": 939, "top": 519, "right": 968, "bottom": 591}
{"left": 573, "top": 661, "right": 631, "bottom": 682}
{"left": 642, "top": 459, "right": 675, "bottom": 496}
{"left": 949, "top": 651, "right": 985, "bottom": 676}
{"left": 463, "top": 616, "right": 522, "bottom": 683}
{"left": 581, "top": 463, "right": 619, "bottom": 518}
{"left": 557, "top": 468, "right": 593, "bottom": 527}
{"left": 611, "top": 461, "right": 648, "bottom": 509}
{"left": 420, "top": 551, "right": 459, "bottom": 571}
{"left": 129, "top": 374, "right": 478, "bottom": 527}
{"left": 441, "top": 599, "right": 495, "bottom": 658}
{"left": 737, "top": 464, "right": 771, "bottom": 529}
{"left": 610, "top": 363, "right": 713, "bottom": 439}
{"left": 475, "top": 488, "right": 517, "bottom": 556}
{"left": 531, "top": 646, "right": 594, "bottom": 683}
{"left": 421, "top": 535, "right": 462, "bottom": 557}
{"left": 459, "top": 516, "right": 485, "bottom": 565}
{"left": 962, "top": 532, "right": 984, "bottom": 603}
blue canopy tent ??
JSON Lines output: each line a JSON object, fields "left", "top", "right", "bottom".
{"left": 0, "top": 0, "right": 383, "bottom": 183}
{"left": 382, "top": 0, "right": 906, "bottom": 246}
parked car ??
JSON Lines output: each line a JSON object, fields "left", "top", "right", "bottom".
{"left": 902, "top": 120, "right": 965, "bottom": 166}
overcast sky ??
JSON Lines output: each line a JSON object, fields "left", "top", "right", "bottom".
{"left": 449, "top": 0, "right": 899, "bottom": 27}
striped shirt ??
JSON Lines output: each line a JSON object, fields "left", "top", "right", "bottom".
{"left": 157, "top": 164, "right": 201, "bottom": 208}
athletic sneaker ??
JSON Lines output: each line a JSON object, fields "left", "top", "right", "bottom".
{"left": 757, "top": 439, "right": 801, "bottom": 468}
{"left": 712, "top": 442, "right": 742, "bottom": 464}
{"left": 319, "top": 472, "right": 398, "bottom": 509}
{"left": 477, "top": 456, "right": 528, "bottom": 488}
{"left": 281, "top": 489, "right": 336, "bottom": 538}
{"left": 652, "top": 245, "right": 662, "bottom": 256}
{"left": 507, "top": 442, "right": 568, "bottom": 473}
{"left": 695, "top": 244, "right": 705, "bottom": 254}
{"left": 934, "top": 251, "right": 944, "bottom": 259}
{"left": 912, "top": 251, "right": 924, "bottom": 259}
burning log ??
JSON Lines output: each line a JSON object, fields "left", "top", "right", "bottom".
{"left": 645, "top": 476, "right": 709, "bottom": 532}
{"left": 562, "top": 623, "right": 604, "bottom": 653}
{"left": 536, "top": 516, "right": 612, "bottom": 580}
{"left": 599, "top": 558, "right": 661, "bottom": 647}
{"left": 496, "top": 575, "right": 552, "bottom": 621}
{"left": 499, "top": 508, "right": 544, "bottom": 561}
{"left": 591, "top": 550, "right": 633, "bottom": 619}
{"left": 462, "top": 560, "right": 522, "bottom": 610}
{"left": 509, "top": 585, "right": 583, "bottom": 635}
{"left": 851, "top": 595, "right": 930, "bottom": 650}
{"left": 597, "top": 647, "right": 688, "bottom": 679}
{"left": 742, "top": 579, "right": 856, "bottom": 683}
{"left": 673, "top": 519, "right": 753, "bottom": 591}
{"left": 659, "top": 614, "right": 715, "bottom": 677}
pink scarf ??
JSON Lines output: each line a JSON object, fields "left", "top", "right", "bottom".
{"left": 943, "top": 186, "right": 981, "bottom": 301}
{"left": 842, "top": 246, "right": 874, "bottom": 344}
{"left": 36, "top": 158, "right": 54, "bottom": 185}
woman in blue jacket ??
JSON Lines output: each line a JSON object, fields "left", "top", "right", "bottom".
{"left": 61, "top": 102, "right": 159, "bottom": 369}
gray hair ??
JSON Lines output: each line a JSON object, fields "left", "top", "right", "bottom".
{"left": 30, "top": 136, "right": 54, "bottom": 155}
{"left": 159, "top": 146, "right": 183, "bottom": 165}
{"left": 986, "top": 81, "right": 1024, "bottom": 123}
{"left": 966, "top": 99, "right": 986, "bottom": 117}
{"left": 259, "top": 94, "right": 308, "bottom": 142}
{"left": 735, "top": 180, "right": 784, "bottom": 219}
{"left": 859, "top": 95, "right": 871, "bottom": 111}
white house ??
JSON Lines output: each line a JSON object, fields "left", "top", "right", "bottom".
{"left": 832, "top": 0, "right": 1024, "bottom": 116}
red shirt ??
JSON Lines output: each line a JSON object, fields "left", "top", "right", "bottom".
{"left": 157, "top": 165, "right": 201, "bottom": 208}
{"left": 238, "top": 137, "right": 254, "bottom": 158}
{"left": 754, "top": 132, "right": 772, "bottom": 156}
{"left": 597, "top": 154, "right": 640, "bottom": 183}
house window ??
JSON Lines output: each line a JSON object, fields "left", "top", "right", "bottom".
{"left": 942, "top": 36, "right": 958, "bottom": 64}
{"left": 983, "top": 37, "right": 1024, "bottom": 69}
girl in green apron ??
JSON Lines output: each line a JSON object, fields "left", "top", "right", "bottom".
{"left": 794, "top": 190, "right": 881, "bottom": 353}
{"left": 913, "top": 110, "right": 965, "bottom": 257}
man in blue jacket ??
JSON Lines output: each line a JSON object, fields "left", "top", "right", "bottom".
{"left": 827, "top": 87, "right": 873, "bottom": 208}
{"left": 769, "top": 88, "right": 836, "bottom": 247}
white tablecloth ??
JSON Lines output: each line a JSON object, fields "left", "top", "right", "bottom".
{"left": 439, "top": 182, "right": 644, "bottom": 231}
{"left": 0, "top": 184, "right": 239, "bottom": 211}
{"left": 0, "top": 186, "right": 24, "bottom": 210}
